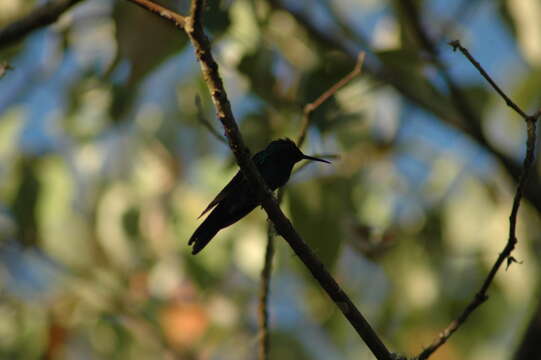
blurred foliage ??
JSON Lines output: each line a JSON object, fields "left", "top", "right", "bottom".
{"left": 0, "top": 0, "right": 540, "bottom": 359}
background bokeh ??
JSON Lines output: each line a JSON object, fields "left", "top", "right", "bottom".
{"left": 0, "top": 0, "right": 540, "bottom": 359}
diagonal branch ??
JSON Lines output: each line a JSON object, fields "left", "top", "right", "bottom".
{"left": 258, "top": 51, "right": 366, "bottom": 360}
{"left": 398, "top": 0, "right": 541, "bottom": 208}
{"left": 185, "top": 1, "right": 390, "bottom": 358}
{"left": 269, "top": 0, "right": 541, "bottom": 215}
{"left": 123, "top": 0, "right": 392, "bottom": 358}
{"left": 417, "top": 40, "right": 539, "bottom": 360}
{"left": 448, "top": 40, "right": 530, "bottom": 120}
{"left": 126, "top": 0, "right": 186, "bottom": 28}
{"left": 298, "top": 51, "right": 366, "bottom": 147}
{"left": 258, "top": 222, "right": 275, "bottom": 360}
{"left": 0, "top": 0, "right": 84, "bottom": 49}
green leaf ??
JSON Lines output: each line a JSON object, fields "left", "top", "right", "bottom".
{"left": 11, "top": 157, "right": 41, "bottom": 246}
{"left": 288, "top": 177, "right": 353, "bottom": 268}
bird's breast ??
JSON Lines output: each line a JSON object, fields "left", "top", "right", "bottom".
{"left": 261, "top": 163, "right": 294, "bottom": 190}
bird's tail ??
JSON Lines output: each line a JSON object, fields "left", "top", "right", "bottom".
{"left": 188, "top": 214, "right": 221, "bottom": 255}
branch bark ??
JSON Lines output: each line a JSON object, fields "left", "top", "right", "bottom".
{"left": 123, "top": 0, "right": 393, "bottom": 358}
{"left": 258, "top": 51, "right": 366, "bottom": 360}
{"left": 258, "top": 223, "right": 275, "bottom": 360}
{"left": 417, "top": 40, "right": 539, "bottom": 360}
{"left": 298, "top": 51, "right": 366, "bottom": 146}
{"left": 268, "top": 0, "right": 541, "bottom": 215}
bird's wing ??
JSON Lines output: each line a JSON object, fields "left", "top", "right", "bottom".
{"left": 252, "top": 149, "right": 268, "bottom": 168}
{"left": 198, "top": 171, "right": 243, "bottom": 218}
{"left": 198, "top": 150, "right": 267, "bottom": 219}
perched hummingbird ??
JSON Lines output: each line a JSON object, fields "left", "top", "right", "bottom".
{"left": 188, "top": 138, "right": 330, "bottom": 254}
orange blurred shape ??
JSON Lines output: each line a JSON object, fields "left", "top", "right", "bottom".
{"left": 160, "top": 302, "right": 209, "bottom": 349}
{"left": 44, "top": 320, "right": 68, "bottom": 360}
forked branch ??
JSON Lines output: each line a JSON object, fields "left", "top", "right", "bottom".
{"left": 418, "top": 40, "right": 539, "bottom": 360}
{"left": 258, "top": 51, "right": 365, "bottom": 360}
{"left": 123, "top": 0, "right": 392, "bottom": 359}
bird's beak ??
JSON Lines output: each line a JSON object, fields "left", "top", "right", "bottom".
{"left": 302, "top": 154, "right": 331, "bottom": 164}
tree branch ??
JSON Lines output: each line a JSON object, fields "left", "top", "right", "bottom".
{"left": 269, "top": 0, "right": 541, "bottom": 215}
{"left": 123, "top": 0, "right": 392, "bottom": 358}
{"left": 0, "top": 0, "right": 84, "bottom": 49}
{"left": 258, "top": 222, "right": 275, "bottom": 360}
{"left": 398, "top": 0, "right": 541, "bottom": 217}
{"left": 417, "top": 40, "right": 539, "bottom": 360}
{"left": 258, "top": 51, "right": 365, "bottom": 360}
{"left": 448, "top": 40, "right": 530, "bottom": 119}
{"left": 126, "top": 0, "right": 187, "bottom": 29}
{"left": 298, "top": 51, "right": 366, "bottom": 147}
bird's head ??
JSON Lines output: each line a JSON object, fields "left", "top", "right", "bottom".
{"left": 265, "top": 138, "right": 331, "bottom": 165}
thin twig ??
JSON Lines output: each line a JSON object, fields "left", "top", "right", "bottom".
{"left": 195, "top": 95, "right": 227, "bottom": 143}
{"left": 298, "top": 52, "right": 366, "bottom": 147}
{"left": 0, "top": 0, "right": 84, "bottom": 49}
{"left": 258, "top": 52, "right": 365, "bottom": 360}
{"left": 417, "top": 41, "right": 539, "bottom": 360}
{"left": 393, "top": 5, "right": 541, "bottom": 355}
{"left": 258, "top": 222, "right": 275, "bottom": 360}
{"left": 123, "top": 0, "right": 392, "bottom": 358}
{"left": 448, "top": 40, "right": 529, "bottom": 120}
{"left": 270, "top": 0, "right": 541, "bottom": 214}
{"left": 125, "top": 0, "right": 186, "bottom": 29}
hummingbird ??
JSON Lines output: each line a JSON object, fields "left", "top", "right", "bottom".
{"left": 188, "top": 138, "right": 330, "bottom": 254}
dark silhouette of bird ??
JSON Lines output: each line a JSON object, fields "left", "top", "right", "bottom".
{"left": 188, "top": 138, "right": 330, "bottom": 254}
